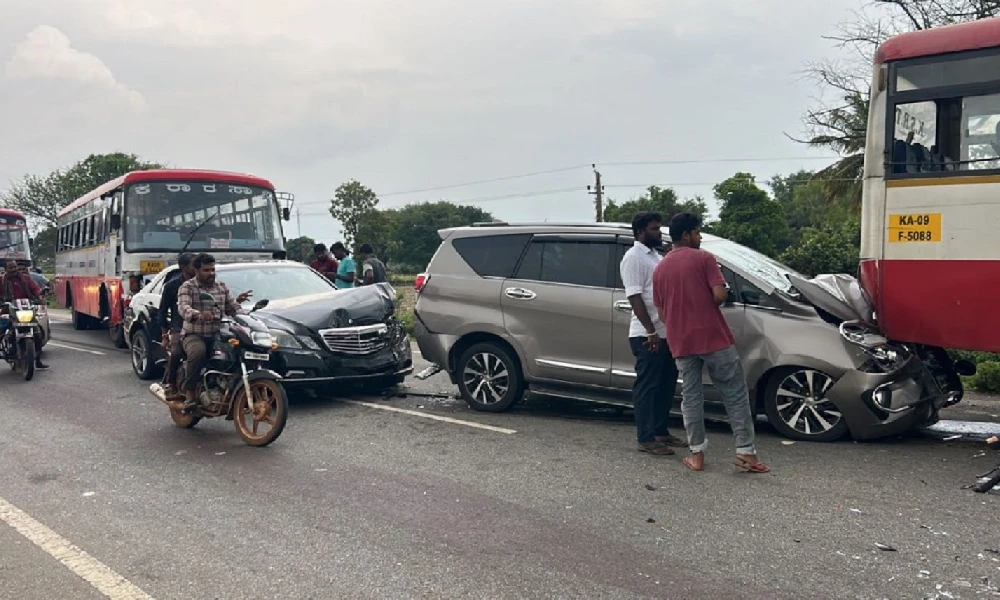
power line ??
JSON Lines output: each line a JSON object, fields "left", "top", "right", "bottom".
{"left": 378, "top": 165, "right": 590, "bottom": 197}
{"left": 295, "top": 187, "right": 584, "bottom": 216}
{"left": 601, "top": 156, "right": 841, "bottom": 167}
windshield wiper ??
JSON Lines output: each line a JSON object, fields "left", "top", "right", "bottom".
{"left": 181, "top": 209, "right": 221, "bottom": 253}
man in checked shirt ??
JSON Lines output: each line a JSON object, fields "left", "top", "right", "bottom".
{"left": 173, "top": 253, "right": 251, "bottom": 410}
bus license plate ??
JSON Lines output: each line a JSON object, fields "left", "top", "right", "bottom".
{"left": 887, "top": 213, "right": 942, "bottom": 243}
{"left": 139, "top": 260, "right": 166, "bottom": 274}
{"left": 244, "top": 352, "right": 270, "bottom": 361}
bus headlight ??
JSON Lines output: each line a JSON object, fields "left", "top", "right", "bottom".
{"left": 14, "top": 310, "right": 34, "bottom": 323}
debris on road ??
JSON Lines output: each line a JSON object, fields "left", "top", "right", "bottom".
{"left": 875, "top": 543, "right": 897, "bottom": 552}
{"left": 781, "top": 441, "right": 795, "bottom": 446}
{"left": 644, "top": 484, "right": 657, "bottom": 491}
{"left": 646, "top": 518, "right": 656, "bottom": 523}
{"left": 942, "top": 434, "right": 963, "bottom": 442}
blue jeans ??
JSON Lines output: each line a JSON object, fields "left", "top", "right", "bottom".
{"left": 629, "top": 337, "right": 678, "bottom": 444}
{"left": 675, "top": 345, "right": 756, "bottom": 455}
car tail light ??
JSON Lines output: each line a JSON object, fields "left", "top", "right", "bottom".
{"left": 414, "top": 272, "right": 430, "bottom": 293}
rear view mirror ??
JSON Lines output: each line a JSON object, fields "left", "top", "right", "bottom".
{"left": 28, "top": 237, "right": 34, "bottom": 248}
{"left": 281, "top": 207, "right": 290, "bottom": 221}
{"left": 725, "top": 287, "right": 738, "bottom": 305}
{"left": 109, "top": 214, "right": 122, "bottom": 230}
{"left": 252, "top": 299, "right": 269, "bottom": 312}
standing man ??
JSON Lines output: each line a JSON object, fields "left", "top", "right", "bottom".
{"left": 329, "top": 242, "right": 356, "bottom": 289}
{"left": 158, "top": 252, "right": 196, "bottom": 399}
{"left": 174, "top": 253, "right": 250, "bottom": 411}
{"left": 620, "top": 212, "right": 685, "bottom": 455}
{"left": 652, "top": 213, "right": 770, "bottom": 473}
{"left": 356, "top": 243, "right": 387, "bottom": 286}
{"left": 310, "top": 243, "right": 339, "bottom": 282}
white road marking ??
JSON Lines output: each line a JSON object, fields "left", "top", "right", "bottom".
{"left": 344, "top": 400, "right": 516, "bottom": 434}
{"left": 47, "top": 342, "right": 106, "bottom": 356}
{"left": 0, "top": 495, "right": 155, "bottom": 600}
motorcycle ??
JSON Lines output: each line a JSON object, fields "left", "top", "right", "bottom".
{"left": 149, "top": 293, "right": 289, "bottom": 447}
{"left": 0, "top": 298, "right": 41, "bottom": 381}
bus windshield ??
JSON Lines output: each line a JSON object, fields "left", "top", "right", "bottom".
{"left": 0, "top": 224, "right": 30, "bottom": 261}
{"left": 124, "top": 181, "right": 283, "bottom": 252}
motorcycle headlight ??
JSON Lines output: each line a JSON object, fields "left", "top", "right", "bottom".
{"left": 268, "top": 329, "right": 300, "bottom": 349}
{"left": 250, "top": 331, "right": 274, "bottom": 348}
{"left": 14, "top": 310, "right": 34, "bottom": 323}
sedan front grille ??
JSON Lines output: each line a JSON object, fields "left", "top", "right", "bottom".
{"left": 318, "top": 323, "right": 389, "bottom": 355}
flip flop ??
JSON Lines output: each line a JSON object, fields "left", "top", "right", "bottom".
{"left": 734, "top": 456, "right": 771, "bottom": 474}
{"left": 655, "top": 436, "right": 688, "bottom": 448}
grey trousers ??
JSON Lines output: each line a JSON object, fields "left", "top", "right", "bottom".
{"left": 675, "top": 345, "right": 756, "bottom": 455}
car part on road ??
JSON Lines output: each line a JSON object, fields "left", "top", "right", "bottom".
{"left": 763, "top": 367, "right": 849, "bottom": 442}
{"left": 456, "top": 342, "right": 524, "bottom": 412}
{"left": 972, "top": 436, "right": 1000, "bottom": 494}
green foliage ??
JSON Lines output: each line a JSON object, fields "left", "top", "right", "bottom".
{"left": 389, "top": 201, "right": 493, "bottom": 271}
{"left": 329, "top": 180, "right": 380, "bottom": 251}
{"left": 30, "top": 226, "right": 57, "bottom": 272}
{"left": 779, "top": 217, "right": 861, "bottom": 277}
{"left": 603, "top": 186, "right": 709, "bottom": 225}
{"left": 1, "top": 152, "right": 163, "bottom": 227}
{"left": 285, "top": 236, "right": 316, "bottom": 263}
{"left": 969, "top": 362, "right": 1000, "bottom": 394}
{"left": 712, "top": 173, "right": 788, "bottom": 258}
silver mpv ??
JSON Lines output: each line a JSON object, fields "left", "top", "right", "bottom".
{"left": 412, "top": 222, "right": 965, "bottom": 442}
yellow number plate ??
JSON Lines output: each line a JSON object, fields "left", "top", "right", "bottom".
{"left": 887, "top": 213, "right": 941, "bottom": 243}
{"left": 139, "top": 260, "right": 166, "bottom": 274}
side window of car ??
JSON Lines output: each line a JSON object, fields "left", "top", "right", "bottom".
{"left": 719, "top": 264, "right": 739, "bottom": 303}
{"left": 735, "top": 274, "right": 779, "bottom": 308}
{"left": 514, "top": 241, "right": 613, "bottom": 288}
{"left": 452, "top": 234, "right": 532, "bottom": 278}
{"left": 612, "top": 243, "right": 632, "bottom": 289}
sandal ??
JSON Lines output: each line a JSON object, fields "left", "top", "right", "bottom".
{"left": 734, "top": 456, "right": 771, "bottom": 474}
{"left": 655, "top": 435, "right": 687, "bottom": 448}
{"left": 638, "top": 442, "right": 675, "bottom": 456}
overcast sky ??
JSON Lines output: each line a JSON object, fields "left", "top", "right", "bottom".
{"left": 0, "top": 0, "right": 865, "bottom": 241}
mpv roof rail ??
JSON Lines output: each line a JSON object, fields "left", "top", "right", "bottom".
{"left": 469, "top": 221, "right": 631, "bottom": 228}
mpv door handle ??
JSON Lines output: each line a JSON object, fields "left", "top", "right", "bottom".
{"left": 504, "top": 287, "right": 536, "bottom": 300}
{"left": 614, "top": 300, "right": 632, "bottom": 312}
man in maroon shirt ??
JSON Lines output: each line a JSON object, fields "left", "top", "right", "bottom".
{"left": 651, "top": 213, "right": 769, "bottom": 474}
{"left": 0, "top": 260, "right": 47, "bottom": 370}
{"left": 310, "top": 243, "right": 339, "bottom": 282}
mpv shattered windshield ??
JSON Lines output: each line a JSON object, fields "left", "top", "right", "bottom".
{"left": 702, "top": 238, "right": 805, "bottom": 295}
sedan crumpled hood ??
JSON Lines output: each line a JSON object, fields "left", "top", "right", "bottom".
{"left": 787, "top": 273, "right": 876, "bottom": 326}
{"left": 254, "top": 283, "right": 396, "bottom": 333}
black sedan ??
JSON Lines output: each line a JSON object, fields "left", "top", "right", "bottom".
{"left": 124, "top": 260, "right": 413, "bottom": 390}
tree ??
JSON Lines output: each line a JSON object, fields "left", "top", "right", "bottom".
{"left": 603, "top": 186, "right": 710, "bottom": 225}
{"left": 797, "top": 1, "right": 1000, "bottom": 206}
{"left": 0, "top": 153, "right": 163, "bottom": 227}
{"left": 285, "top": 236, "right": 316, "bottom": 263}
{"left": 355, "top": 208, "right": 399, "bottom": 262}
{"left": 30, "top": 226, "right": 57, "bottom": 273}
{"left": 780, "top": 216, "right": 863, "bottom": 277}
{"left": 769, "top": 170, "right": 851, "bottom": 247}
{"left": 329, "top": 180, "right": 380, "bottom": 250}
{"left": 390, "top": 201, "right": 493, "bottom": 270}
{"left": 712, "top": 173, "right": 788, "bottom": 258}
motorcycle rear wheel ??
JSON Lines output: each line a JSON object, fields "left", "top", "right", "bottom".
{"left": 233, "top": 378, "right": 288, "bottom": 447}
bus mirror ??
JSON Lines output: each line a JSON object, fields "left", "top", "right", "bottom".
{"left": 281, "top": 207, "right": 290, "bottom": 221}
{"left": 28, "top": 237, "right": 34, "bottom": 248}
{"left": 109, "top": 214, "right": 122, "bottom": 230}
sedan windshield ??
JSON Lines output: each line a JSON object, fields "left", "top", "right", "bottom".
{"left": 702, "top": 238, "right": 805, "bottom": 294}
{"left": 124, "top": 181, "right": 283, "bottom": 252}
{"left": 215, "top": 265, "right": 335, "bottom": 307}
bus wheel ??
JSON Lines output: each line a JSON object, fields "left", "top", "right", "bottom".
{"left": 71, "top": 310, "right": 91, "bottom": 331}
{"left": 110, "top": 322, "right": 127, "bottom": 349}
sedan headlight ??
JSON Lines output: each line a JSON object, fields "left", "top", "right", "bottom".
{"left": 14, "top": 310, "right": 34, "bottom": 323}
{"left": 268, "top": 329, "right": 301, "bottom": 349}
{"left": 250, "top": 331, "right": 274, "bottom": 348}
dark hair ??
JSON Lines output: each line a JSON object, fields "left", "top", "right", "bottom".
{"left": 193, "top": 253, "right": 216, "bottom": 269}
{"left": 359, "top": 243, "right": 374, "bottom": 254}
{"left": 177, "top": 252, "right": 195, "bottom": 268}
{"left": 313, "top": 243, "right": 327, "bottom": 254}
{"left": 331, "top": 241, "right": 347, "bottom": 252}
{"left": 631, "top": 211, "right": 662, "bottom": 238}
{"left": 669, "top": 212, "right": 702, "bottom": 243}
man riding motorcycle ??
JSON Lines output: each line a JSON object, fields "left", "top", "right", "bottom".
{"left": 0, "top": 260, "right": 47, "bottom": 370}
{"left": 173, "top": 253, "right": 250, "bottom": 411}
{"left": 159, "top": 252, "right": 196, "bottom": 401}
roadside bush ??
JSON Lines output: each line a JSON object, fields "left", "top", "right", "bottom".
{"left": 968, "top": 361, "right": 1000, "bottom": 394}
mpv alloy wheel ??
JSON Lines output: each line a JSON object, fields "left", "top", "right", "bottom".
{"left": 763, "top": 367, "right": 849, "bottom": 442}
{"left": 457, "top": 342, "right": 524, "bottom": 413}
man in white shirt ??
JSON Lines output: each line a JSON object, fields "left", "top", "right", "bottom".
{"left": 619, "top": 211, "right": 685, "bottom": 455}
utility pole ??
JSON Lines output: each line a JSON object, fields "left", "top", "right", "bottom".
{"left": 587, "top": 163, "right": 604, "bottom": 222}
{"left": 296, "top": 207, "right": 302, "bottom": 238}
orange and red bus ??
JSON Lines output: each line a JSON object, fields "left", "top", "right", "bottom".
{"left": 860, "top": 18, "right": 1000, "bottom": 353}
{"left": 53, "top": 169, "right": 293, "bottom": 347}
{"left": 0, "top": 208, "right": 32, "bottom": 266}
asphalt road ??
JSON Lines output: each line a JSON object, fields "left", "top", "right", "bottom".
{"left": 1, "top": 313, "right": 999, "bottom": 599}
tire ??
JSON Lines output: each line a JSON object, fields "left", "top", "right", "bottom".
{"left": 233, "top": 378, "right": 288, "bottom": 447}
{"left": 763, "top": 367, "right": 849, "bottom": 442}
{"left": 456, "top": 342, "right": 524, "bottom": 413}
{"left": 110, "top": 323, "right": 128, "bottom": 349}
{"left": 170, "top": 409, "right": 201, "bottom": 429}
{"left": 72, "top": 309, "right": 90, "bottom": 331}
{"left": 131, "top": 328, "right": 159, "bottom": 380}
{"left": 20, "top": 339, "right": 35, "bottom": 382}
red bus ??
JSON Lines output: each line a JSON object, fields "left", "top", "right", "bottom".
{"left": 0, "top": 208, "right": 32, "bottom": 266}
{"left": 53, "top": 169, "right": 293, "bottom": 347}
{"left": 860, "top": 18, "right": 1000, "bottom": 353}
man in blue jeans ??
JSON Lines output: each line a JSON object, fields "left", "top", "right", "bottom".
{"left": 619, "top": 211, "right": 686, "bottom": 455}
{"left": 652, "top": 212, "right": 770, "bottom": 473}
